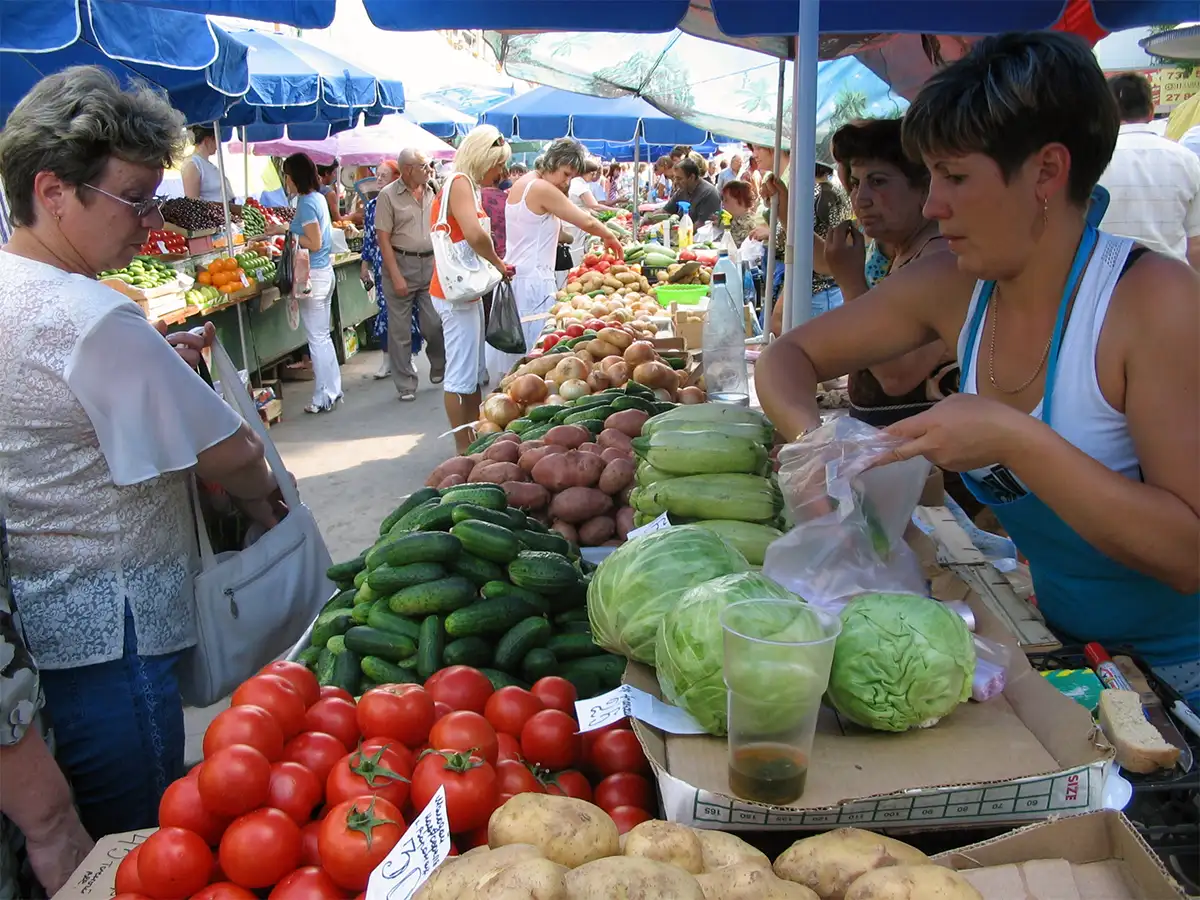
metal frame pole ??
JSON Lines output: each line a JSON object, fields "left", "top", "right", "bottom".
{"left": 761, "top": 57, "right": 787, "bottom": 340}
{"left": 632, "top": 124, "right": 640, "bottom": 238}
{"left": 213, "top": 122, "right": 251, "bottom": 376}
{"left": 784, "top": 0, "right": 819, "bottom": 334}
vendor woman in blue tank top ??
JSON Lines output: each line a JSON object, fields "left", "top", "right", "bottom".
{"left": 758, "top": 31, "right": 1200, "bottom": 707}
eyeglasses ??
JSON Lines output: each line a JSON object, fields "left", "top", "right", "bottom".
{"left": 82, "top": 183, "right": 165, "bottom": 219}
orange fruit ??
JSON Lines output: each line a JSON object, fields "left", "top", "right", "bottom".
{"left": 197, "top": 271, "right": 212, "bottom": 285}
{"left": 220, "top": 283, "right": 235, "bottom": 294}
{"left": 234, "top": 268, "right": 246, "bottom": 280}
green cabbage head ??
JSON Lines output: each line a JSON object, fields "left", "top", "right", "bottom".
{"left": 588, "top": 525, "right": 749, "bottom": 665}
{"left": 656, "top": 573, "right": 820, "bottom": 735}
{"left": 828, "top": 593, "right": 976, "bottom": 732}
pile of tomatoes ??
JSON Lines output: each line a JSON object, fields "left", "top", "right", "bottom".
{"left": 111, "top": 663, "right": 655, "bottom": 900}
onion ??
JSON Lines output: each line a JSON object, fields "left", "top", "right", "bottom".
{"left": 633, "top": 361, "right": 677, "bottom": 391}
{"left": 586, "top": 370, "right": 611, "bottom": 393}
{"left": 606, "top": 361, "right": 630, "bottom": 386}
{"left": 475, "top": 420, "right": 502, "bottom": 435}
{"left": 599, "top": 355, "right": 625, "bottom": 373}
{"left": 542, "top": 393, "right": 566, "bottom": 406}
{"left": 554, "top": 357, "right": 589, "bottom": 383}
{"left": 482, "top": 393, "right": 521, "bottom": 427}
{"left": 590, "top": 303, "right": 609, "bottom": 317}
{"left": 575, "top": 348, "right": 594, "bottom": 364}
{"left": 559, "top": 379, "right": 591, "bottom": 401}
{"left": 508, "top": 373, "right": 549, "bottom": 406}
{"left": 624, "top": 341, "right": 658, "bottom": 367}
{"left": 653, "top": 388, "right": 674, "bottom": 402}
{"left": 677, "top": 386, "right": 706, "bottom": 404}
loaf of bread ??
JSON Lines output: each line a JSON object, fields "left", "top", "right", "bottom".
{"left": 1097, "top": 689, "right": 1180, "bottom": 773}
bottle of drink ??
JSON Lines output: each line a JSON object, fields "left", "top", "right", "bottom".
{"left": 704, "top": 251, "right": 750, "bottom": 406}
{"left": 676, "top": 201, "right": 694, "bottom": 249}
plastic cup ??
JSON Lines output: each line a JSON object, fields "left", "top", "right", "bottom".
{"left": 720, "top": 598, "right": 841, "bottom": 805}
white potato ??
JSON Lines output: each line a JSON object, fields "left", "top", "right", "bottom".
{"left": 564, "top": 856, "right": 705, "bottom": 900}
{"left": 622, "top": 820, "right": 704, "bottom": 874}
{"left": 488, "top": 794, "right": 619, "bottom": 869}
{"left": 468, "top": 857, "right": 570, "bottom": 900}
{"left": 773, "top": 828, "right": 931, "bottom": 900}
{"left": 844, "top": 864, "right": 983, "bottom": 900}
{"left": 694, "top": 828, "right": 770, "bottom": 873}
{"left": 698, "top": 861, "right": 819, "bottom": 900}
{"left": 415, "top": 845, "right": 544, "bottom": 900}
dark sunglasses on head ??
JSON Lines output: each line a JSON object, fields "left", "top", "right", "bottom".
{"left": 493, "top": 135, "right": 506, "bottom": 148}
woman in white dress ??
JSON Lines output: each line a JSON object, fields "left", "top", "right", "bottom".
{"left": 181, "top": 125, "right": 233, "bottom": 204}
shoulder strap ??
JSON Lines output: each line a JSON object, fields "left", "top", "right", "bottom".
{"left": 434, "top": 173, "right": 477, "bottom": 233}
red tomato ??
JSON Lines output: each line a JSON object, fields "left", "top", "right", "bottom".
{"left": 325, "top": 744, "right": 412, "bottom": 810}
{"left": 608, "top": 805, "right": 652, "bottom": 834}
{"left": 580, "top": 718, "right": 632, "bottom": 773}
{"left": 542, "top": 334, "right": 561, "bottom": 350}
{"left": 136, "top": 827, "right": 213, "bottom": 900}
{"left": 232, "top": 675, "right": 307, "bottom": 739}
{"left": 159, "top": 774, "right": 231, "bottom": 846}
{"left": 187, "top": 887, "right": 257, "bottom": 900}
{"left": 530, "top": 677, "right": 577, "bottom": 714}
{"left": 583, "top": 254, "right": 599, "bottom": 267}
{"left": 267, "top": 866, "right": 347, "bottom": 900}
{"left": 259, "top": 661, "right": 320, "bottom": 708}
{"left": 495, "top": 732, "right": 523, "bottom": 763}
{"left": 218, "top": 808, "right": 301, "bottom": 889}
{"left": 113, "top": 895, "right": 154, "bottom": 900}
{"left": 495, "top": 759, "right": 545, "bottom": 796}
{"left": 519, "top": 710, "right": 579, "bottom": 771}
{"left": 545, "top": 770, "right": 592, "bottom": 803}
{"left": 484, "top": 687, "right": 544, "bottom": 738}
{"left": 595, "top": 261, "right": 611, "bottom": 273}
{"left": 410, "top": 750, "right": 497, "bottom": 834}
{"left": 298, "top": 821, "right": 322, "bottom": 867}
{"left": 319, "top": 796, "right": 405, "bottom": 891}
{"left": 360, "top": 737, "right": 416, "bottom": 774}
{"left": 198, "top": 744, "right": 271, "bottom": 818}
{"left": 430, "top": 711, "right": 498, "bottom": 766}
{"left": 424, "top": 666, "right": 494, "bottom": 714}
{"left": 282, "top": 731, "right": 346, "bottom": 785}
{"left": 115, "top": 846, "right": 147, "bottom": 895}
{"left": 267, "top": 761, "right": 323, "bottom": 825}
{"left": 565, "top": 323, "right": 585, "bottom": 339}
{"left": 433, "top": 701, "right": 452, "bottom": 721}
{"left": 594, "top": 772, "right": 653, "bottom": 813}
{"left": 303, "top": 697, "right": 361, "bottom": 751}
{"left": 319, "top": 685, "right": 355, "bottom": 702}
{"left": 358, "top": 685, "right": 435, "bottom": 747}
{"left": 202, "top": 705, "right": 285, "bottom": 761}
{"left": 590, "top": 729, "right": 650, "bottom": 777}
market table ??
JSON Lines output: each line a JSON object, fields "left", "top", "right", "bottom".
{"left": 331, "top": 254, "right": 375, "bottom": 364}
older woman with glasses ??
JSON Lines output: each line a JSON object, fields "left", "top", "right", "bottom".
{"left": 0, "top": 66, "right": 282, "bottom": 843}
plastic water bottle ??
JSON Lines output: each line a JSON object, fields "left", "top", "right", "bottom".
{"left": 676, "top": 201, "right": 694, "bottom": 249}
{"left": 704, "top": 251, "right": 750, "bottom": 406}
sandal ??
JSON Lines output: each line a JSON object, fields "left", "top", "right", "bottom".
{"left": 303, "top": 403, "right": 328, "bottom": 414}
{"left": 398, "top": 391, "right": 416, "bottom": 402}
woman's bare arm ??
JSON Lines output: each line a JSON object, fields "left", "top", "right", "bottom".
{"left": 296, "top": 220, "right": 323, "bottom": 253}
{"left": 529, "top": 182, "right": 623, "bottom": 257}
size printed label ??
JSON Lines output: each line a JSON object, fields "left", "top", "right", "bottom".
{"left": 626, "top": 513, "right": 671, "bottom": 540}
{"left": 575, "top": 685, "right": 706, "bottom": 735}
{"left": 367, "top": 786, "right": 451, "bottom": 900}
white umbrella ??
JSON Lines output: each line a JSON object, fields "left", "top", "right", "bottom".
{"left": 230, "top": 114, "right": 456, "bottom": 165}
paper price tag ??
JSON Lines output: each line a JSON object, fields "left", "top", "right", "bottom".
{"left": 157, "top": 241, "right": 168, "bottom": 254}
{"left": 367, "top": 786, "right": 451, "bottom": 900}
{"left": 575, "top": 685, "right": 707, "bottom": 735}
{"left": 626, "top": 512, "right": 671, "bottom": 540}
{"left": 575, "top": 685, "right": 634, "bottom": 732}
{"left": 239, "top": 272, "right": 250, "bottom": 288}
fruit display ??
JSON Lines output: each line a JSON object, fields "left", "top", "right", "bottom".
{"left": 234, "top": 249, "right": 277, "bottom": 284}
{"left": 161, "top": 197, "right": 227, "bottom": 232}
{"left": 184, "top": 283, "right": 222, "bottom": 312}
{"left": 195, "top": 255, "right": 257, "bottom": 297}
{"left": 139, "top": 229, "right": 188, "bottom": 256}
{"left": 241, "top": 203, "right": 267, "bottom": 236}
{"left": 246, "top": 196, "right": 294, "bottom": 229}
{"left": 99, "top": 255, "right": 179, "bottom": 290}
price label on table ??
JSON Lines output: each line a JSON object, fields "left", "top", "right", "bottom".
{"left": 366, "top": 786, "right": 451, "bottom": 900}
{"left": 626, "top": 512, "right": 671, "bottom": 540}
{"left": 575, "top": 685, "right": 706, "bottom": 735}
{"left": 239, "top": 272, "right": 250, "bottom": 288}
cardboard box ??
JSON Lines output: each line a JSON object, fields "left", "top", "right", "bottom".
{"left": 935, "top": 810, "right": 1186, "bottom": 899}
{"left": 57, "top": 829, "right": 153, "bottom": 899}
{"left": 627, "top": 507, "right": 1110, "bottom": 831}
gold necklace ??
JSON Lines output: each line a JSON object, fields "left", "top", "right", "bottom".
{"left": 987, "top": 284, "right": 1054, "bottom": 395}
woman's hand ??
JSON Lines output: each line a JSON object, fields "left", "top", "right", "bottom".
{"left": 601, "top": 231, "right": 624, "bottom": 259}
{"left": 25, "top": 804, "right": 94, "bottom": 894}
{"left": 749, "top": 223, "right": 771, "bottom": 243}
{"left": 759, "top": 173, "right": 780, "bottom": 202}
{"left": 823, "top": 221, "right": 868, "bottom": 289}
{"left": 880, "top": 393, "right": 1034, "bottom": 472}
{"left": 158, "top": 320, "right": 215, "bottom": 369}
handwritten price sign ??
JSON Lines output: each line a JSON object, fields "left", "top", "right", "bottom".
{"left": 575, "top": 685, "right": 706, "bottom": 735}
{"left": 367, "top": 786, "right": 451, "bottom": 900}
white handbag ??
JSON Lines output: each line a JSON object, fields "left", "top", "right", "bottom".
{"left": 431, "top": 172, "right": 502, "bottom": 304}
{"left": 179, "top": 337, "right": 334, "bottom": 708}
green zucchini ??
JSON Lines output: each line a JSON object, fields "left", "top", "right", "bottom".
{"left": 494, "top": 617, "right": 551, "bottom": 672}
{"left": 380, "top": 488, "right": 440, "bottom": 535}
{"left": 368, "top": 532, "right": 462, "bottom": 570}
{"left": 517, "top": 529, "right": 572, "bottom": 556}
{"left": 367, "top": 604, "right": 422, "bottom": 642}
{"left": 452, "top": 552, "right": 505, "bottom": 588}
{"left": 546, "top": 632, "right": 606, "bottom": 660}
{"left": 521, "top": 648, "right": 559, "bottom": 683}
{"left": 344, "top": 626, "right": 416, "bottom": 662}
{"left": 388, "top": 575, "right": 477, "bottom": 617}
{"left": 326, "top": 554, "right": 367, "bottom": 583}
{"left": 311, "top": 608, "right": 355, "bottom": 648}
{"left": 360, "top": 656, "right": 420, "bottom": 685}
{"left": 450, "top": 503, "right": 518, "bottom": 529}
{"left": 480, "top": 581, "right": 550, "bottom": 615}
{"left": 444, "top": 597, "right": 538, "bottom": 638}
{"left": 417, "top": 615, "right": 445, "bottom": 680}
{"left": 451, "top": 520, "right": 520, "bottom": 564}
{"left": 321, "top": 590, "right": 357, "bottom": 614}
{"left": 439, "top": 484, "right": 507, "bottom": 510}
{"left": 442, "top": 636, "right": 494, "bottom": 668}
{"left": 507, "top": 551, "right": 580, "bottom": 594}
{"left": 367, "top": 561, "right": 448, "bottom": 595}
{"left": 478, "top": 668, "right": 530, "bottom": 690}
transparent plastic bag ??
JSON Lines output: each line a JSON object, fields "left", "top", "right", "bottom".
{"left": 972, "top": 635, "right": 1011, "bottom": 702}
{"left": 738, "top": 237, "right": 764, "bottom": 268}
{"left": 763, "top": 417, "right": 930, "bottom": 609}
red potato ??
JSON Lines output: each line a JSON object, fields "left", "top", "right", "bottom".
{"left": 521, "top": 440, "right": 546, "bottom": 452}
{"left": 531, "top": 450, "right": 605, "bottom": 492}
{"left": 425, "top": 456, "right": 475, "bottom": 488}
{"left": 482, "top": 440, "right": 522, "bottom": 464}
{"left": 502, "top": 482, "right": 549, "bottom": 510}
{"left": 604, "top": 409, "right": 649, "bottom": 439}
{"left": 597, "top": 429, "right": 633, "bottom": 453}
{"left": 519, "top": 444, "right": 566, "bottom": 474}
{"left": 469, "top": 462, "right": 526, "bottom": 484}
{"left": 437, "top": 474, "right": 466, "bottom": 489}
{"left": 550, "top": 521, "right": 579, "bottom": 543}
{"left": 615, "top": 507, "right": 636, "bottom": 540}
{"left": 495, "top": 432, "right": 523, "bottom": 444}
{"left": 467, "top": 453, "right": 485, "bottom": 466}
{"left": 600, "top": 447, "right": 628, "bottom": 465}
{"left": 578, "top": 442, "right": 601, "bottom": 455}
{"left": 617, "top": 486, "right": 634, "bottom": 507}
{"left": 598, "top": 458, "right": 635, "bottom": 495}
{"left": 578, "top": 516, "right": 616, "bottom": 546}
{"left": 549, "top": 487, "right": 613, "bottom": 524}
{"left": 543, "top": 424, "right": 590, "bottom": 449}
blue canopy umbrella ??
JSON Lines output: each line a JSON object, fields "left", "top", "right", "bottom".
{"left": 581, "top": 138, "right": 725, "bottom": 163}
{"left": 420, "top": 83, "right": 518, "bottom": 117}
{"left": 400, "top": 98, "right": 476, "bottom": 140}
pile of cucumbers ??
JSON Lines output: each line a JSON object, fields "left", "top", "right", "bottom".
{"left": 299, "top": 483, "right": 624, "bottom": 699}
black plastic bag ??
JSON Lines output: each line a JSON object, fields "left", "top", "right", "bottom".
{"left": 276, "top": 236, "right": 295, "bottom": 296}
{"left": 486, "top": 280, "right": 525, "bottom": 354}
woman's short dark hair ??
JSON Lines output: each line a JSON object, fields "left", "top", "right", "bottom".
{"left": 831, "top": 118, "right": 928, "bottom": 189}
{"left": 191, "top": 125, "right": 216, "bottom": 145}
{"left": 315, "top": 161, "right": 338, "bottom": 177}
{"left": 902, "top": 31, "right": 1117, "bottom": 207}
{"left": 284, "top": 154, "right": 321, "bottom": 194}
{"left": 721, "top": 179, "right": 753, "bottom": 209}
{"left": 1108, "top": 73, "right": 1154, "bottom": 123}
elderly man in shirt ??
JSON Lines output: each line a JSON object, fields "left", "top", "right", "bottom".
{"left": 664, "top": 158, "right": 722, "bottom": 223}
{"left": 1098, "top": 73, "right": 1200, "bottom": 269}
{"left": 375, "top": 148, "right": 446, "bottom": 401}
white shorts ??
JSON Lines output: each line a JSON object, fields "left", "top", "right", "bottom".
{"left": 433, "top": 297, "right": 486, "bottom": 395}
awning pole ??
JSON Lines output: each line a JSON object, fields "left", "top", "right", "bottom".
{"left": 784, "top": 0, "right": 819, "bottom": 334}
{"left": 761, "top": 57, "right": 786, "bottom": 339}
{"left": 632, "top": 124, "right": 640, "bottom": 238}
{"left": 214, "top": 122, "right": 251, "bottom": 377}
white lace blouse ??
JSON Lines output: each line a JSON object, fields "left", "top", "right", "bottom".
{"left": 0, "top": 252, "right": 243, "bottom": 670}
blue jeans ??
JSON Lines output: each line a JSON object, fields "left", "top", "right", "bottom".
{"left": 39, "top": 609, "right": 186, "bottom": 840}
{"left": 812, "top": 286, "right": 844, "bottom": 319}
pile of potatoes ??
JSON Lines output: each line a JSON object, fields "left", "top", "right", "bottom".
{"left": 550, "top": 270, "right": 663, "bottom": 332}
{"left": 414, "top": 795, "right": 983, "bottom": 900}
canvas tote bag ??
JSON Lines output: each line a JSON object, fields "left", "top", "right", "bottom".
{"left": 431, "top": 172, "right": 502, "bottom": 304}
{"left": 179, "top": 337, "right": 333, "bottom": 707}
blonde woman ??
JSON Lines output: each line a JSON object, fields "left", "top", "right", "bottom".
{"left": 430, "top": 125, "right": 514, "bottom": 453}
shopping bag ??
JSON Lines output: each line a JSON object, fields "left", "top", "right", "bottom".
{"left": 292, "top": 242, "right": 312, "bottom": 298}
{"left": 431, "top": 173, "right": 502, "bottom": 304}
{"left": 485, "top": 279, "right": 526, "bottom": 354}
{"left": 179, "top": 337, "right": 333, "bottom": 707}
{"left": 277, "top": 237, "right": 295, "bottom": 295}
{"left": 763, "top": 417, "right": 930, "bottom": 610}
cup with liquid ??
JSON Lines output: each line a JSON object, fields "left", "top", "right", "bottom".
{"left": 720, "top": 598, "right": 841, "bottom": 806}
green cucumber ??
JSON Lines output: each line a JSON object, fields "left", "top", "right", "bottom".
{"left": 527, "top": 405, "right": 561, "bottom": 423}
{"left": 556, "top": 621, "right": 593, "bottom": 635}
{"left": 361, "top": 656, "right": 420, "bottom": 685}
{"left": 315, "top": 647, "right": 336, "bottom": 684}
{"left": 559, "top": 668, "right": 601, "bottom": 700}
{"left": 452, "top": 552, "right": 505, "bottom": 587}
{"left": 450, "top": 503, "right": 518, "bottom": 529}
{"left": 416, "top": 615, "right": 445, "bottom": 679}
{"left": 465, "top": 432, "right": 503, "bottom": 455}
{"left": 354, "top": 569, "right": 369, "bottom": 589}
{"left": 440, "top": 484, "right": 507, "bottom": 510}
{"left": 327, "top": 646, "right": 362, "bottom": 694}
{"left": 653, "top": 402, "right": 676, "bottom": 415}
{"left": 389, "top": 499, "right": 442, "bottom": 534}
{"left": 507, "top": 551, "right": 580, "bottom": 594}
{"left": 521, "top": 648, "right": 559, "bottom": 683}
{"left": 546, "top": 632, "right": 606, "bottom": 660}
{"left": 296, "top": 646, "right": 323, "bottom": 671}
{"left": 380, "top": 488, "right": 440, "bottom": 535}
{"left": 414, "top": 503, "right": 462, "bottom": 532}
{"left": 367, "top": 605, "right": 423, "bottom": 642}
{"left": 326, "top": 554, "right": 367, "bottom": 583}
{"left": 367, "top": 561, "right": 448, "bottom": 595}
{"left": 444, "top": 597, "right": 538, "bottom": 638}
{"left": 344, "top": 626, "right": 416, "bottom": 662}
{"left": 553, "top": 607, "right": 591, "bottom": 626}
{"left": 561, "top": 406, "right": 612, "bottom": 426}
{"left": 451, "top": 520, "right": 521, "bottom": 564}
{"left": 368, "top": 532, "right": 461, "bottom": 570}
{"left": 559, "top": 653, "right": 625, "bottom": 691}
{"left": 609, "top": 395, "right": 658, "bottom": 415}
{"left": 353, "top": 584, "right": 379, "bottom": 606}
{"left": 351, "top": 601, "right": 375, "bottom": 625}
{"left": 624, "top": 381, "right": 655, "bottom": 398}
{"left": 311, "top": 608, "right": 355, "bottom": 648}
{"left": 480, "top": 581, "right": 550, "bottom": 615}
{"left": 504, "top": 507, "right": 530, "bottom": 530}
{"left": 442, "top": 637, "right": 494, "bottom": 668}
{"left": 494, "top": 617, "right": 551, "bottom": 672}
{"left": 388, "top": 575, "right": 477, "bottom": 617}
{"left": 478, "top": 668, "right": 530, "bottom": 690}
{"left": 505, "top": 417, "right": 534, "bottom": 434}
{"left": 520, "top": 423, "right": 554, "bottom": 441}
{"left": 321, "top": 590, "right": 357, "bottom": 614}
